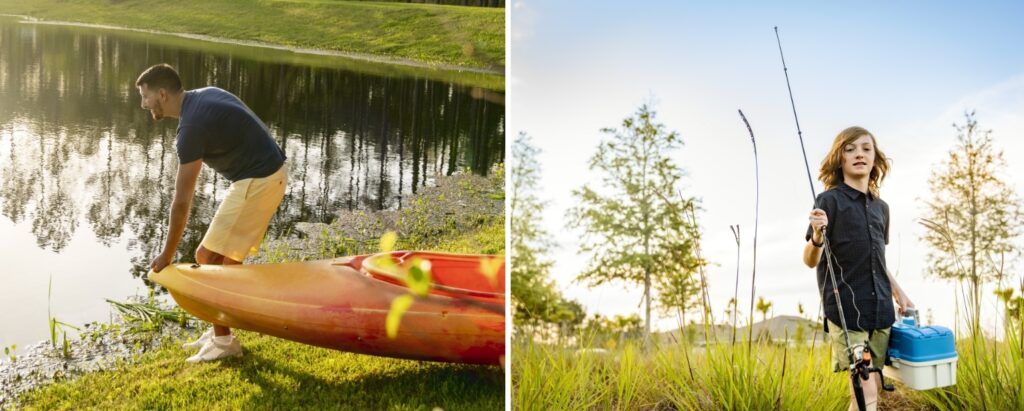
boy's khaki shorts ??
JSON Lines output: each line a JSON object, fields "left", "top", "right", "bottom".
{"left": 827, "top": 320, "right": 890, "bottom": 373}
{"left": 201, "top": 163, "right": 287, "bottom": 262}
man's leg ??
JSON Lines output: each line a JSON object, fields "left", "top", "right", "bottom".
{"left": 196, "top": 245, "right": 242, "bottom": 337}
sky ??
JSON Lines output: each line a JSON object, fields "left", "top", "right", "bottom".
{"left": 509, "top": 1, "right": 1024, "bottom": 334}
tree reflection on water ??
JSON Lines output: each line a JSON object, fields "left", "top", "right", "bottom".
{"left": 0, "top": 20, "right": 504, "bottom": 280}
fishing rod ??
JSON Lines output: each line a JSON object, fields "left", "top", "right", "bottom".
{"left": 773, "top": 26, "right": 892, "bottom": 411}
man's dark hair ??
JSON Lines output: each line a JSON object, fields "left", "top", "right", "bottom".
{"left": 136, "top": 63, "right": 183, "bottom": 92}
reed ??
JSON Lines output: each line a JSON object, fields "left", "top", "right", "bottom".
{"left": 47, "top": 275, "right": 79, "bottom": 359}
{"left": 738, "top": 109, "right": 760, "bottom": 357}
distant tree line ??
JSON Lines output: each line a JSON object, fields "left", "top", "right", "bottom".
{"left": 407, "top": 0, "right": 503, "bottom": 6}
{"left": 352, "top": 0, "right": 504, "bottom": 7}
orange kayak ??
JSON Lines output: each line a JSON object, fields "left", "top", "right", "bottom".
{"left": 148, "top": 251, "right": 505, "bottom": 365}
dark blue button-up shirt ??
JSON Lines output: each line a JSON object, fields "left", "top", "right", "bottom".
{"left": 805, "top": 181, "right": 895, "bottom": 331}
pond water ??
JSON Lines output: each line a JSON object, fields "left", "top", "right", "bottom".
{"left": 0, "top": 17, "right": 505, "bottom": 353}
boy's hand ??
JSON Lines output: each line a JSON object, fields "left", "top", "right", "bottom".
{"left": 896, "top": 293, "right": 915, "bottom": 316}
{"left": 809, "top": 208, "right": 828, "bottom": 241}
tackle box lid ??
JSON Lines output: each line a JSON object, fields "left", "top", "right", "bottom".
{"left": 887, "top": 321, "right": 957, "bottom": 363}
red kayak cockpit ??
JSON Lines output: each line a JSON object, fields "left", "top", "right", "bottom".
{"left": 346, "top": 251, "right": 505, "bottom": 303}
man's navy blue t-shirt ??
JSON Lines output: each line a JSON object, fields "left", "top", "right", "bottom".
{"left": 175, "top": 87, "right": 285, "bottom": 182}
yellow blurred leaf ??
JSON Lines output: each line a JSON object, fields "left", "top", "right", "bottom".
{"left": 406, "top": 258, "right": 433, "bottom": 296}
{"left": 380, "top": 231, "right": 398, "bottom": 252}
{"left": 375, "top": 254, "right": 397, "bottom": 272}
{"left": 478, "top": 255, "right": 503, "bottom": 287}
{"left": 605, "top": 338, "right": 617, "bottom": 350}
{"left": 386, "top": 294, "right": 414, "bottom": 339}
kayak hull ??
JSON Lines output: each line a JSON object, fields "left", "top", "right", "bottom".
{"left": 149, "top": 253, "right": 504, "bottom": 365}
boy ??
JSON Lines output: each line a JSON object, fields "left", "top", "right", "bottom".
{"left": 803, "top": 126, "right": 914, "bottom": 411}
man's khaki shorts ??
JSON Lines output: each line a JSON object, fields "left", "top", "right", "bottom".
{"left": 827, "top": 320, "right": 890, "bottom": 373}
{"left": 201, "top": 163, "right": 287, "bottom": 262}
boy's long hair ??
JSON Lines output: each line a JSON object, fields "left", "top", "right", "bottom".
{"left": 818, "top": 126, "right": 889, "bottom": 198}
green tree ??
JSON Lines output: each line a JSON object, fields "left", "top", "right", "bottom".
{"left": 581, "top": 314, "right": 644, "bottom": 344}
{"left": 511, "top": 132, "right": 582, "bottom": 335}
{"left": 922, "top": 111, "right": 1023, "bottom": 333}
{"left": 996, "top": 285, "right": 1024, "bottom": 329}
{"left": 567, "top": 104, "right": 702, "bottom": 342}
{"left": 756, "top": 296, "right": 773, "bottom": 324}
{"left": 659, "top": 203, "right": 705, "bottom": 330}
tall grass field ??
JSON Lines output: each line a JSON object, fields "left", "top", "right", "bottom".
{"left": 514, "top": 314, "right": 1024, "bottom": 410}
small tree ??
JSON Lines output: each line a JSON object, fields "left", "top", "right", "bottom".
{"left": 567, "top": 104, "right": 702, "bottom": 342}
{"left": 753, "top": 296, "right": 773, "bottom": 341}
{"left": 756, "top": 296, "right": 773, "bottom": 324}
{"left": 658, "top": 259, "right": 701, "bottom": 330}
{"left": 511, "top": 132, "right": 581, "bottom": 335}
{"left": 582, "top": 314, "right": 644, "bottom": 345}
{"left": 725, "top": 297, "right": 737, "bottom": 325}
{"left": 922, "top": 111, "right": 1023, "bottom": 333}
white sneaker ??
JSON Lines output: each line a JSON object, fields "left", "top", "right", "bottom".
{"left": 182, "top": 328, "right": 214, "bottom": 350}
{"left": 185, "top": 335, "right": 243, "bottom": 363}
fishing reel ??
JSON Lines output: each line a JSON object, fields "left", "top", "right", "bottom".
{"left": 848, "top": 342, "right": 895, "bottom": 411}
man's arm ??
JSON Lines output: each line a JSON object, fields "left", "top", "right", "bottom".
{"left": 150, "top": 159, "right": 202, "bottom": 272}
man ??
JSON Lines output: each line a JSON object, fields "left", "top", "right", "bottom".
{"left": 139, "top": 63, "right": 287, "bottom": 363}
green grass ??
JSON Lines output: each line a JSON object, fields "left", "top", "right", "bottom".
{"left": 0, "top": 0, "right": 504, "bottom": 71}
{"left": 514, "top": 327, "right": 1024, "bottom": 410}
{"left": 17, "top": 216, "right": 505, "bottom": 409}
{"left": 514, "top": 337, "right": 857, "bottom": 410}
{"left": 912, "top": 333, "right": 1024, "bottom": 410}
{"left": 429, "top": 215, "right": 504, "bottom": 255}
{"left": 21, "top": 331, "right": 502, "bottom": 410}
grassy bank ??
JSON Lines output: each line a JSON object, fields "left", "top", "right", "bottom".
{"left": 22, "top": 325, "right": 502, "bottom": 409}
{"left": 20, "top": 333, "right": 502, "bottom": 409}
{"left": 0, "top": 0, "right": 504, "bottom": 71}
{"left": 16, "top": 171, "right": 506, "bottom": 409}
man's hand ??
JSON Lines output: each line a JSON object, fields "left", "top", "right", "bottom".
{"left": 151, "top": 251, "right": 173, "bottom": 273}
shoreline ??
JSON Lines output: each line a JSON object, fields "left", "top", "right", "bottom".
{"left": 0, "top": 14, "right": 504, "bottom": 76}
{"left": 0, "top": 297, "right": 199, "bottom": 409}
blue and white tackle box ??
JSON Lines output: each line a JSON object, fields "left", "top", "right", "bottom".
{"left": 885, "top": 314, "right": 957, "bottom": 390}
